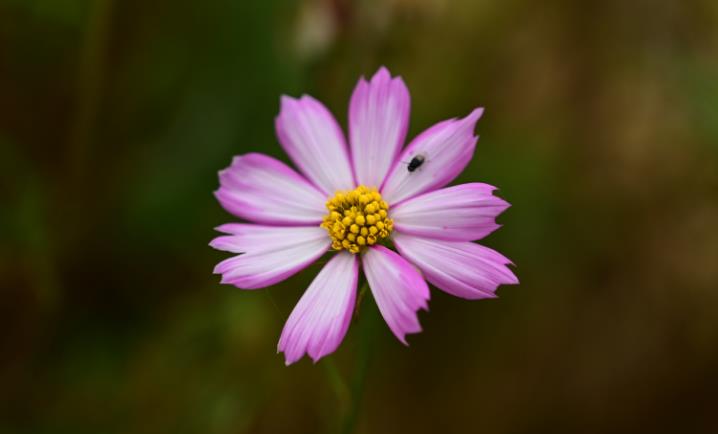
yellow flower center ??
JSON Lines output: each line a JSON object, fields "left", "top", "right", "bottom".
{"left": 321, "top": 185, "right": 394, "bottom": 254}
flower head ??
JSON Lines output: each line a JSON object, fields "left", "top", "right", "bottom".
{"left": 211, "top": 67, "right": 518, "bottom": 365}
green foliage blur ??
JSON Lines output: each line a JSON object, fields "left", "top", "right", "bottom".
{"left": 2, "top": 0, "right": 717, "bottom": 433}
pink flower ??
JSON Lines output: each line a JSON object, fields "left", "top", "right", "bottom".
{"left": 211, "top": 67, "right": 518, "bottom": 365}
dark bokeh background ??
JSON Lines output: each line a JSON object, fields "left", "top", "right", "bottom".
{"left": 2, "top": 0, "right": 718, "bottom": 433}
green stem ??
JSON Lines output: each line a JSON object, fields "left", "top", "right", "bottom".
{"left": 322, "top": 281, "right": 378, "bottom": 434}
{"left": 324, "top": 357, "right": 351, "bottom": 412}
{"left": 341, "top": 282, "right": 378, "bottom": 434}
{"left": 68, "top": 0, "right": 114, "bottom": 179}
{"left": 353, "top": 282, "right": 369, "bottom": 320}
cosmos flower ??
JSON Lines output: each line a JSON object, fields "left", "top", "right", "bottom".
{"left": 211, "top": 67, "right": 518, "bottom": 365}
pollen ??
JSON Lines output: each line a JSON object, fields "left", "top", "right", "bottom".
{"left": 321, "top": 185, "right": 393, "bottom": 254}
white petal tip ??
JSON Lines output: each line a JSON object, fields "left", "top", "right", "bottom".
{"left": 470, "top": 107, "right": 485, "bottom": 120}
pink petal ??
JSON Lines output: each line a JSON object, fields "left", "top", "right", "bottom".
{"left": 215, "top": 153, "right": 326, "bottom": 225}
{"left": 210, "top": 225, "right": 330, "bottom": 289}
{"left": 349, "top": 67, "right": 410, "bottom": 188}
{"left": 362, "top": 246, "right": 429, "bottom": 345}
{"left": 278, "top": 252, "right": 359, "bottom": 365}
{"left": 393, "top": 233, "right": 518, "bottom": 300}
{"left": 391, "top": 183, "right": 510, "bottom": 242}
{"left": 275, "top": 95, "right": 354, "bottom": 195}
{"left": 381, "top": 108, "right": 484, "bottom": 205}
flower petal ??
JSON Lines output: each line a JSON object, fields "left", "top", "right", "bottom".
{"left": 275, "top": 95, "right": 354, "bottom": 195}
{"left": 381, "top": 108, "right": 484, "bottom": 205}
{"left": 210, "top": 224, "right": 330, "bottom": 289}
{"left": 393, "top": 234, "right": 518, "bottom": 300}
{"left": 349, "top": 67, "right": 410, "bottom": 188}
{"left": 363, "top": 246, "right": 429, "bottom": 345}
{"left": 215, "top": 153, "right": 327, "bottom": 225}
{"left": 278, "top": 252, "right": 359, "bottom": 365}
{"left": 391, "top": 183, "right": 510, "bottom": 242}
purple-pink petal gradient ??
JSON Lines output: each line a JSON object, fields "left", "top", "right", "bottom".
{"left": 212, "top": 66, "right": 517, "bottom": 365}
{"left": 210, "top": 224, "right": 330, "bottom": 289}
{"left": 391, "top": 183, "right": 509, "bottom": 242}
{"left": 363, "top": 246, "right": 429, "bottom": 345}
{"left": 349, "top": 67, "right": 410, "bottom": 188}
{"left": 278, "top": 253, "right": 359, "bottom": 365}
{"left": 381, "top": 108, "right": 483, "bottom": 205}
{"left": 394, "top": 233, "right": 518, "bottom": 300}
{"left": 275, "top": 95, "right": 354, "bottom": 195}
{"left": 215, "top": 153, "right": 326, "bottom": 225}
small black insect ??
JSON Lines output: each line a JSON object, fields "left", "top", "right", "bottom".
{"left": 407, "top": 154, "right": 426, "bottom": 172}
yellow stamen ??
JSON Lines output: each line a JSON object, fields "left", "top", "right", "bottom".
{"left": 321, "top": 185, "right": 393, "bottom": 254}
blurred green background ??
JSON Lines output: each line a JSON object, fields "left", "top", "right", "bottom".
{"left": 2, "top": 0, "right": 718, "bottom": 433}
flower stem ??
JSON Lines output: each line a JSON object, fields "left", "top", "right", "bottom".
{"left": 341, "top": 282, "right": 378, "bottom": 434}
{"left": 323, "top": 357, "right": 350, "bottom": 411}
{"left": 68, "top": 0, "right": 114, "bottom": 180}
{"left": 353, "top": 281, "right": 369, "bottom": 320}
{"left": 322, "top": 281, "right": 378, "bottom": 434}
